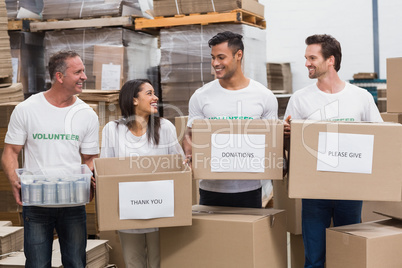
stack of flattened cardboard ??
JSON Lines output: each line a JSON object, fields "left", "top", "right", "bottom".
{"left": 41, "top": 0, "right": 150, "bottom": 20}
{"left": 153, "top": 0, "right": 264, "bottom": 17}
{"left": 0, "top": 103, "right": 23, "bottom": 226}
{"left": 0, "top": 239, "right": 109, "bottom": 267}
{"left": 0, "top": 0, "right": 13, "bottom": 86}
{"left": 0, "top": 84, "right": 24, "bottom": 104}
{"left": 44, "top": 28, "right": 159, "bottom": 91}
{"left": 0, "top": 226, "right": 24, "bottom": 259}
{"left": 159, "top": 24, "right": 268, "bottom": 122}
{"left": 266, "top": 62, "right": 292, "bottom": 94}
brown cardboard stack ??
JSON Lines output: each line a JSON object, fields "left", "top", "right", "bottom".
{"left": 0, "top": 84, "right": 24, "bottom": 104}
{"left": 0, "top": 239, "right": 109, "bottom": 267}
{"left": 41, "top": 0, "right": 150, "bottom": 20}
{"left": 381, "top": 58, "right": 402, "bottom": 123}
{"left": 159, "top": 24, "right": 268, "bottom": 122}
{"left": 0, "top": 103, "right": 23, "bottom": 226}
{"left": 153, "top": 0, "right": 264, "bottom": 17}
{"left": 266, "top": 62, "right": 292, "bottom": 94}
{"left": 0, "top": 226, "right": 24, "bottom": 259}
{"left": 78, "top": 89, "right": 121, "bottom": 149}
{"left": 44, "top": 28, "right": 159, "bottom": 91}
{"left": 0, "top": 0, "right": 13, "bottom": 86}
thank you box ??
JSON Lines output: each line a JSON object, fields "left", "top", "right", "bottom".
{"left": 94, "top": 154, "right": 192, "bottom": 231}
{"left": 288, "top": 120, "right": 402, "bottom": 201}
{"left": 191, "top": 119, "right": 284, "bottom": 180}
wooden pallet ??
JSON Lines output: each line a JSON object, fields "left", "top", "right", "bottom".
{"left": 29, "top": 16, "right": 135, "bottom": 32}
{"left": 135, "top": 9, "right": 266, "bottom": 30}
{"left": 8, "top": 19, "right": 38, "bottom": 31}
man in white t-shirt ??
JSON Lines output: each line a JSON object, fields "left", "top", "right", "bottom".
{"left": 183, "top": 31, "right": 278, "bottom": 208}
{"left": 1, "top": 51, "right": 99, "bottom": 267}
{"left": 284, "top": 34, "right": 382, "bottom": 268}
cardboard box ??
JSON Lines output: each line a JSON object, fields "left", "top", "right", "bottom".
{"left": 290, "top": 233, "right": 305, "bottom": 268}
{"left": 160, "top": 205, "right": 287, "bottom": 268}
{"left": 192, "top": 119, "right": 284, "bottom": 181}
{"left": 387, "top": 57, "right": 402, "bottom": 113}
{"left": 381, "top": 112, "right": 402, "bottom": 123}
{"left": 326, "top": 219, "right": 402, "bottom": 268}
{"left": 289, "top": 120, "right": 402, "bottom": 201}
{"left": 93, "top": 45, "right": 125, "bottom": 91}
{"left": 273, "top": 176, "right": 302, "bottom": 234}
{"left": 154, "top": 0, "right": 265, "bottom": 17}
{"left": 94, "top": 154, "right": 192, "bottom": 231}
{"left": 362, "top": 201, "right": 392, "bottom": 222}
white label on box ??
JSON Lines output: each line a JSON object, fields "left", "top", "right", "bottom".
{"left": 118, "top": 180, "right": 174, "bottom": 220}
{"left": 210, "top": 134, "right": 265, "bottom": 173}
{"left": 317, "top": 132, "right": 374, "bottom": 174}
{"left": 101, "top": 64, "right": 121, "bottom": 90}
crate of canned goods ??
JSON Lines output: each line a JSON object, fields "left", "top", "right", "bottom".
{"left": 16, "top": 164, "right": 92, "bottom": 206}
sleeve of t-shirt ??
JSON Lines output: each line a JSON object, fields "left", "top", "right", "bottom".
{"left": 284, "top": 95, "right": 303, "bottom": 120}
{"left": 100, "top": 122, "right": 116, "bottom": 158}
{"left": 262, "top": 92, "right": 279, "bottom": 119}
{"left": 4, "top": 105, "right": 27, "bottom": 146}
{"left": 164, "top": 120, "right": 185, "bottom": 157}
{"left": 364, "top": 91, "right": 383, "bottom": 122}
{"left": 187, "top": 91, "right": 204, "bottom": 128}
{"left": 80, "top": 110, "right": 100, "bottom": 155}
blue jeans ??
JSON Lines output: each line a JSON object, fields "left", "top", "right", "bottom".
{"left": 302, "top": 199, "right": 362, "bottom": 268}
{"left": 199, "top": 187, "right": 262, "bottom": 208}
{"left": 23, "top": 206, "right": 87, "bottom": 268}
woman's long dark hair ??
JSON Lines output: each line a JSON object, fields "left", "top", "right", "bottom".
{"left": 117, "top": 79, "right": 161, "bottom": 145}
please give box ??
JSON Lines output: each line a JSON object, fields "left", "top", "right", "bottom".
{"left": 191, "top": 119, "right": 284, "bottom": 180}
{"left": 288, "top": 120, "right": 402, "bottom": 201}
{"left": 94, "top": 154, "right": 192, "bottom": 231}
{"left": 160, "top": 205, "right": 287, "bottom": 268}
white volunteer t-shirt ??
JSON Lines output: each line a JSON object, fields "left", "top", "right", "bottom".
{"left": 284, "top": 82, "right": 383, "bottom": 122}
{"left": 187, "top": 79, "right": 278, "bottom": 193}
{"left": 100, "top": 118, "right": 184, "bottom": 233}
{"left": 5, "top": 92, "right": 99, "bottom": 170}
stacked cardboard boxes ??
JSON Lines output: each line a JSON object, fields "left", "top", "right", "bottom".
{"left": 381, "top": 57, "right": 402, "bottom": 123}
{"left": 0, "top": 239, "right": 109, "bottom": 267}
{"left": 0, "top": 0, "right": 13, "bottom": 86}
{"left": 41, "top": 0, "right": 151, "bottom": 20}
{"left": 0, "top": 103, "right": 23, "bottom": 226}
{"left": 266, "top": 62, "right": 292, "bottom": 94}
{"left": 159, "top": 24, "right": 268, "bottom": 122}
{"left": 44, "top": 27, "right": 159, "bottom": 91}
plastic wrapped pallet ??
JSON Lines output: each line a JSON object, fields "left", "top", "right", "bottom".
{"left": 44, "top": 27, "right": 160, "bottom": 90}
{"left": 5, "top": 0, "right": 43, "bottom": 19}
{"left": 41, "top": 0, "right": 152, "bottom": 20}
{"left": 159, "top": 24, "right": 267, "bottom": 121}
{"left": 9, "top": 32, "right": 46, "bottom": 95}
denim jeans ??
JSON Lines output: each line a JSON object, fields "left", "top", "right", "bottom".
{"left": 199, "top": 187, "right": 262, "bottom": 208}
{"left": 302, "top": 199, "right": 363, "bottom": 268}
{"left": 23, "top": 206, "right": 87, "bottom": 268}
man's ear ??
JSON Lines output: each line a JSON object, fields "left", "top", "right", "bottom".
{"left": 55, "top": 72, "right": 64, "bottom": 83}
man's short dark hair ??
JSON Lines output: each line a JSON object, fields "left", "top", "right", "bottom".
{"left": 305, "top": 34, "right": 342, "bottom": 72}
{"left": 208, "top": 31, "right": 244, "bottom": 55}
{"left": 48, "top": 50, "right": 81, "bottom": 81}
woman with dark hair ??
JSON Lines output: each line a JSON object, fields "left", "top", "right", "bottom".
{"left": 100, "top": 79, "right": 184, "bottom": 268}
